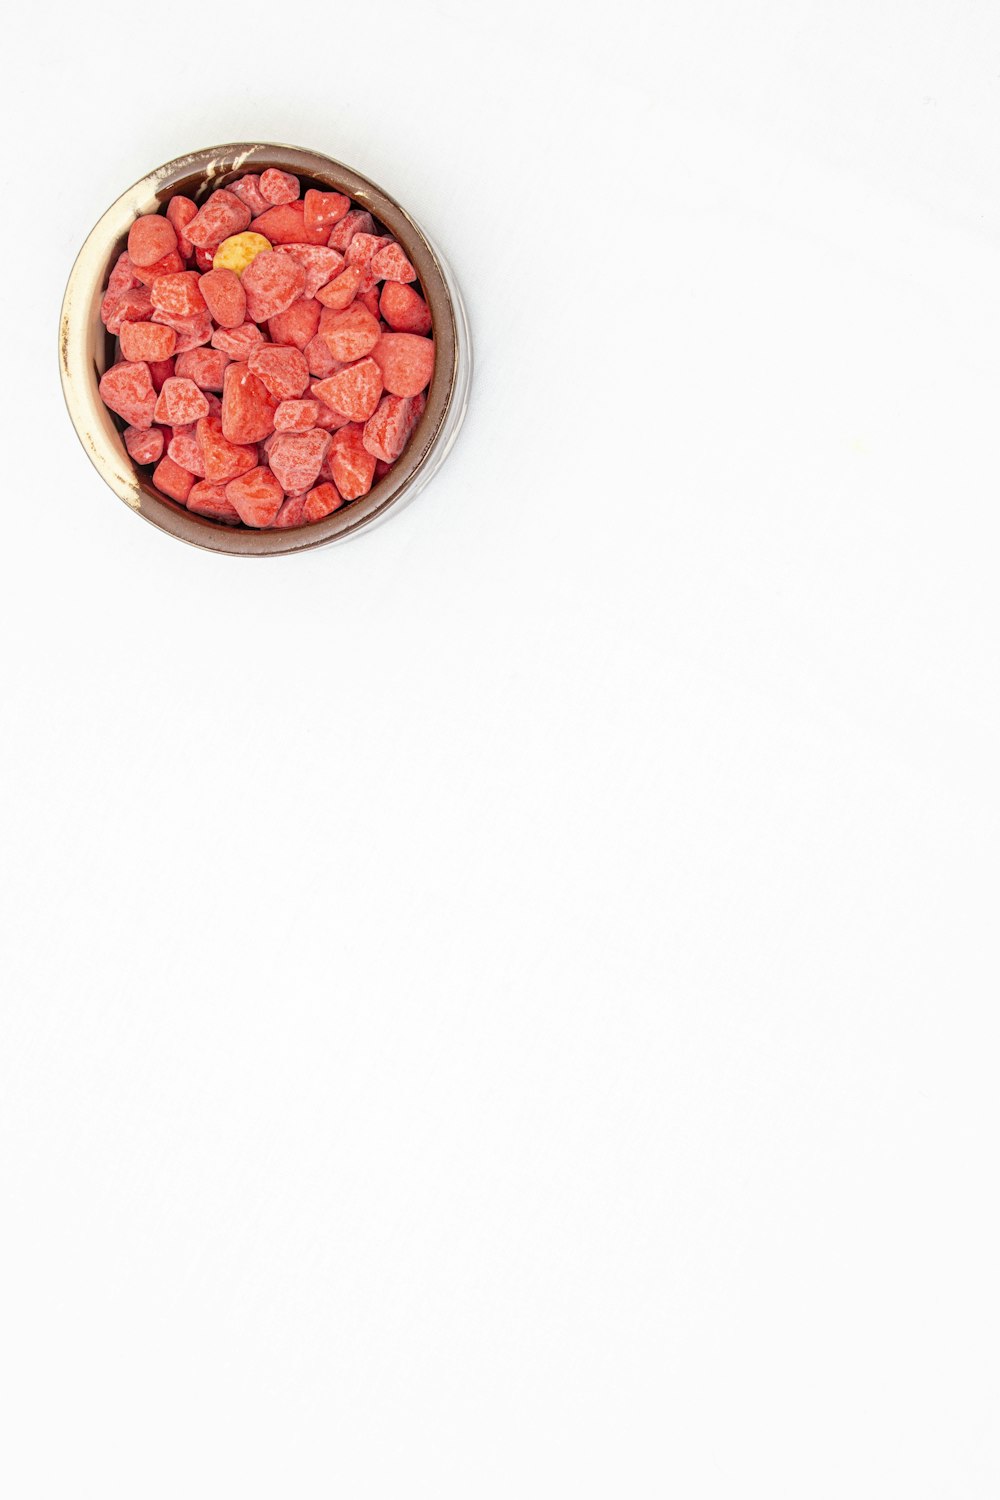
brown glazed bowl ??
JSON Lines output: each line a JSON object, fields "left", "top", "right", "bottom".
{"left": 59, "top": 144, "right": 471, "bottom": 555}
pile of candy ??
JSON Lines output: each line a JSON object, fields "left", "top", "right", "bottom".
{"left": 97, "top": 169, "right": 435, "bottom": 528}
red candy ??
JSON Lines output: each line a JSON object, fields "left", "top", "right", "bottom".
{"left": 166, "top": 196, "right": 198, "bottom": 259}
{"left": 98, "top": 170, "right": 436, "bottom": 528}
{"left": 103, "top": 284, "right": 154, "bottom": 334}
{"left": 186, "top": 190, "right": 252, "bottom": 249}
{"left": 302, "top": 481, "right": 343, "bottom": 520}
{"left": 211, "top": 322, "right": 265, "bottom": 360}
{"left": 310, "top": 388, "right": 352, "bottom": 430}
{"left": 99, "top": 361, "right": 157, "bottom": 428}
{"left": 131, "top": 250, "right": 185, "bottom": 286}
{"left": 267, "top": 297, "right": 321, "bottom": 350}
{"left": 259, "top": 168, "right": 300, "bottom": 205}
{"left": 272, "top": 494, "right": 309, "bottom": 528}
{"left": 242, "top": 250, "right": 306, "bottom": 321}
{"left": 175, "top": 346, "right": 230, "bottom": 390}
{"left": 345, "top": 232, "right": 393, "bottom": 292}
{"left": 187, "top": 480, "right": 242, "bottom": 524}
{"left": 267, "top": 429, "right": 331, "bottom": 494}
{"left": 251, "top": 201, "right": 329, "bottom": 247}
{"left": 359, "top": 287, "right": 382, "bottom": 321}
{"left": 248, "top": 343, "right": 310, "bottom": 400}
{"left": 274, "top": 398, "right": 321, "bottom": 432}
{"left": 152, "top": 455, "right": 196, "bottom": 504}
{"left": 320, "top": 302, "right": 381, "bottom": 360}
{"left": 108, "top": 251, "right": 138, "bottom": 297}
{"left": 100, "top": 253, "right": 139, "bottom": 325}
{"left": 225, "top": 465, "right": 284, "bottom": 527}
{"left": 326, "top": 423, "right": 377, "bottom": 500}
{"left": 153, "top": 308, "right": 213, "bottom": 352}
{"left": 196, "top": 414, "right": 258, "bottom": 484}
{"left": 363, "top": 393, "right": 422, "bottom": 462}
{"left": 167, "top": 425, "right": 206, "bottom": 476}
{"left": 154, "top": 376, "right": 210, "bottom": 425}
{"left": 304, "top": 333, "right": 344, "bottom": 378}
{"left": 312, "top": 357, "right": 383, "bottom": 422}
{"left": 124, "top": 424, "right": 164, "bottom": 465}
{"left": 379, "top": 281, "right": 432, "bottom": 334}
{"left": 371, "top": 241, "right": 416, "bottom": 283}
{"left": 118, "top": 319, "right": 176, "bottom": 362}
{"left": 199, "top": 267, "right": 246, "bottom": 328}
{"left": 275, "top": 244, "right": 344, "bottom": 298}
{"left": 328, "top": 209, "right": 375, "bottom": 252}
{"left": 228, "top": 174, "right": 270, "bottom": 216}
{"left": 128, "top": 213, "right": 177, "bottom": 268}
{"left": 303, "top": 188, "right": 351, "bottom": 234}
{"left": 371, "top": 333, "right": 435, "bottom": 397}
{"left": 104, "top": 286, "right": 151, "bottom": 340}
{"left": 147, "top": 357, "right": 175, "bottom": 392}
{"left": 150, "top": 271, "right": 206, "bottom": 320}
{"left": 315, "top": 265, "right": 363, "bottom": 310}
{"left": 221, "top": 362, "right": 278, "bottom": 443}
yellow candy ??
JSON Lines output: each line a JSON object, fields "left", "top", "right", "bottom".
{"left": 212, "top": 232, "right": 273, "bottom": 276}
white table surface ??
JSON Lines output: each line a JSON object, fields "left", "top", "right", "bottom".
{"left": 2, "top": 1, "right": 998, "bottom": 1494}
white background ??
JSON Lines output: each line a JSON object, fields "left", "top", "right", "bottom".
{"left": 1, "top": 1, "right": 998, "bottom": 1494}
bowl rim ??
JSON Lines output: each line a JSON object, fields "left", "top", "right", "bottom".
{"left": 59, "top": 142, "right": 460, "bottom": 555}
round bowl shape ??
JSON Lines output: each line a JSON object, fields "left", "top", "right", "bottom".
{"left": 59, "top": 144, "right": 471, "bottom": 555}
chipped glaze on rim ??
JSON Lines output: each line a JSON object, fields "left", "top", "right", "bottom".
{"left": 59, "top": 144, "right": 471, "bottom": 555}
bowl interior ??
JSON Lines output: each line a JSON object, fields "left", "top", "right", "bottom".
{"left": 61, "top": 144, "right": 458, "bottom": 554}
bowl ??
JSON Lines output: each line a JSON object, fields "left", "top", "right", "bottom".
{"left": 59, "top": 144, "right": 471, "bottom": 555}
